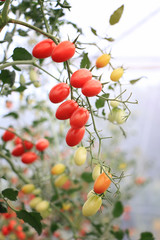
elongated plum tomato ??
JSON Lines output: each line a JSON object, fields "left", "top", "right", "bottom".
{"left": 110, "top": 67, "right": 124, "bottom": 82}
{"left": 54, "top": 174, "right": 68, "bottom": 188}
{"left": 70, "top": 107, "right": 89, "bottom": 128}
{"left": 82, "top": 79, "right": 102, "bottom": 97}
{"left": 32, "top": 39, "right": 56, "bottom": 59}
{"left": 29, "top": 197, "right": 42, "bottom": 209}
{"left": 51, "top": 41, "right": 75, "bottom": 62}
{"left": 2, "top": 128, "right": 15, "bottom": 142}
{"left": 74, "top": 147, "right": 87, "bottom": 166}
{"left": 21, "top": 184, "right": 35, "bottom": 194}
{"left": 70, "top": 68, "right": 92, "bottom": 88}
{"left": 94, "top": 172, "right": 112, "bottom": 194}
{"left": 96, "top": 53, "right": 111, "bottom": 68}
{"left": 35, "top": 138, "right": 49, "bottom": 151}
{"left": 51, "top": 163, "right": 66, "bottom": 175}
{"left": 49, "top": 82, "right": 70, "bottom": 103}
{"left": 11, "top": 144, "right": 25, "bottom": 157}
{"left": 82, "top": 195, "right": 102, "bottom": 217}
{"left": 55, "top": 100, "right": 78, "bottom": 120}
{"left": 21, "top": 152, "right": 38, "bottom": 164}
{"left": 66, "top": 127, "right": 85, "bottom": 147}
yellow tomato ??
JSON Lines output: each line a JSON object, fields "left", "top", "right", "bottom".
{"left": 108, "top": 108, "right": 118, "bottom": 123}
{"left": 54, "top": 174, "right": 68, "bottom": 188}
{"left": 110, "top": 67, "right": 124, "bottom": 82}
{"left": 74, "top": 147, "right": 87, "bottom": 166}
{"left": 62, "top": 202, "right": 72, "bottom": 211}
{"left": 96, "top": 54, "right": 111, "bottom": 68}
{"left": 35, "top": 200, "right": 50, "bottom": 213}
{"left": 29, "top": 197, "right": 42, "bottom": 209}
{"left": 87, "top": 189, "right": 95, "bottom": 199}
{"left": 21, "top": 184, "right": 35, "bottom": 194}
{"left": 32, "top": 188, "right": 41, "bottom": 195}
{"left": 82, "top": 195, "right": 102, "bottom": 217}
{"left": 92, "top": 164, "right": 107, "bottom": 181}
{"left": 51, "top": 163, "right": 66, "bottom": 175}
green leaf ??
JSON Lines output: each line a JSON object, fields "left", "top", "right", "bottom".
{"left": 109, "top": 5, "right": 124, "bottom": 25}
{"left": 50, "top": 222, "right": 59, "bottom": 233}
{"left": 81, "top": 172, "right": 93, "bottom": 183}
{"left": 12, "top": 65, "right": 21, "bottom": 71}
{"left": 95, "top": 93, "right": 109, "bottom": 109}
{"left": 139, "top": 232, "right": 155, "bottom": 240}
{"left": 32, "top": 118, "right": 48, "bottom": 127}
{"left": 112, "top": 201, "right": 124, "bottom": 218}
{"left": 16, "top": 210, "right": 42, "bottom": 235}
{"left": 2, "top": 188, "right": 18, "bottom": 201}
{"left": 90, "top": 27, "right": 97, "bottom": 36}
{"left": 4, "top": 32, "right": 12, "bottom": 43}
{"left": 130, "top": 77, "right": 143, "bottom": 85}
{"left": 80, "top": 53, "right": 91, "bottom": 69}
{"left": 104, "top": 37, "right": 114, "bottom": 42}
{"left": 0, "top": 202, "right": 7, "bottom": 213}
{"left": 110, "top": 229, "right": 124, "bottom": 240}
{"left": 0, "top": 70, "right": 15, "bottom": 87}
{"left": 13, "top": 85, "right": 27, "bottom": 92}
{"left": 3, "top": 112, "right": 19, "bottom": 119}
{"left": 12, "top": 47, "right": 32, "bottom": 61}
{"left": 65, "top": 186, "right": 82, "bottom": 194}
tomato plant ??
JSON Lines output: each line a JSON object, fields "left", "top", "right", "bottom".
{"left": 32, "top": 39, "right": 56, "bottom": 59}
{"left": 70, "top": 107, "right": 89, "bottom": 128}
{"left": 49, "top": 83, "right": 70, "bottom": 103}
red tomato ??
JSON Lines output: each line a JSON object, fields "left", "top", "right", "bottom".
{"left": 21, "top": 152, "right": 38, "bottom": 164}
{"left": 1, "top": 226, "right": 10, "bottom": 236}
{"left": 51, "top": 41, "right": 75, "bottom": 62}
{"left": 94, "top": 172, "right": 112, "bottom": 194}
{"left": 82, "top": 79, "right": 102, "bottom": 97}
{"left": 32, "top": 39, "right": 56, "bottom": 59}
{"left": 70, "top": 69, "right": 92, "bottom": 88}
{"left": 2, "top": 128, "right": 15, "bottom": 141}
{"left": 66, "top": 127, "right": 85, "bottom": 147}
{"left": 49, "top": 82, "right": 70, "bottom": 103}
{"left": 16, "top": 231, "right": 26, "bottom": 240}
{"left": 70, "top": 107, "right": 89, "bottom": 128}
{"left": 7, "top": 220, "right": 17, "bottom": 231}
{"left": 23, "top": 140, "right": 34, "bottom": 150}
{"left": 14, "top": 137, "right": 22, "bottom": 145}
{"left": 11, "top": 144, "right": 25, "bottom": 157}
{"left": 55, "top": 100, "right": 78, "bottom": 120}
{"left": 35, "top": 138, "right": 49, "bottom": 151}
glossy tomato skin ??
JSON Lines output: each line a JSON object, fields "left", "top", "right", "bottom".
{"left": 55, "top": 100, "right": 78, "bottom": 120}
{"left": 23, "top": 140, "right": 34, "bottom": 150}
{"left": 11, "top": 144, "right": 25, "bottom": 157}
{"left": 70, "top": 107, "right": 89, "bottom": 128}
{"left": 49, "top": 82, "right": 70, "bottom": 103}
{"left": 110, "top": 67, "right": 124, "bottom": 82}
{"left": 82, "top": 195, "right": 102, "bottom": 217}
{"left": 96, "top": 54, "right": 111, "bottom": 68}
{"left": 70, "top": 69, "right": 92, "bottom": 88}
{"left": 66, "top": 127, "right": 85, "bottom": 147}
{"left": 2, "top": 128, "right": 15, "bottom": 142}
{"left": 21, "top": 152, "right": 38, "bottom": 164}
{"left": 32, "top": 39, "right": 56, "bottom": 59}
{"left": 51, "top": 41, "right": 75, "bottom": 62}
{"left": 74, "top": 147, "right": 87, "bottom": 166}
{"left": 51, "top": 163, "right": 66, "bottom": 175}
{"left": 36, "top": 138, "right": 49, "bottom": 151}
{"left": 82, "top": 79, "right": 102, "bottom": 97}
{"left": 94, "top": 172, "right": 112, "bottom": 194}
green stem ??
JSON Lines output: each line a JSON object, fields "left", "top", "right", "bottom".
{"left": 8, "top": 18, "right": 58, "bottom": 44}
{"left": 65, "top": 61, "right": 73, "bottom": 99}
{"left": 38, "top": 0, "right": 50, "bottom": 33}
{"left": 0, "top": 60, "right": 34, "bottom": 70}
{"left": 86, "top": 97, "right": 102, "bottom": 158}
{"left": 1, "top": 0, "right": 10, "bottom": 22}
{"left": 0, "top": 151, "right": 29, "bottom": 184}
{"left": 33, "top": 63, "right": 60, "bottom": 81}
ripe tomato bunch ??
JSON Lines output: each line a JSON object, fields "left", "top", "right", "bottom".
{"left": 1, "top": 129, "right": 49, "bottom": 164}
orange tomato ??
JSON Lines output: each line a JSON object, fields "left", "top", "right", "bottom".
{"left": 94, "top": 172, "right": 112, "bottom": 194}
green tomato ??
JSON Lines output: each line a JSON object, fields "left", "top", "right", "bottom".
{"left": 108, "top": 108, "right": 118, "bottom": 123}
{"left": 74, "top": 147, "right": 87, "bottom": 166}
{"left": 20, "top": 74, "right": 26, "bottom": 85}
{"left": 110, "top": 100, "right": 120, "bottom": 108}
{"left": 29, "top": 197, "right": 42, "bottom": 209}
{"left": 115, "top": 109, "right": 127, "bottom": 124}
{"left": 82, "top": 195, "right": 102, "bottom": 217}
{"left": 29, "top": 69, "right": 38, "bottom": 82}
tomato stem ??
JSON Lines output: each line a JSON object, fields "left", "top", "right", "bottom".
{"left": 38, "top": 0, "right": 51, "bottom": 34}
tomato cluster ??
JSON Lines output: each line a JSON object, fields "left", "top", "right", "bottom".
{"left": 1, "top": 129, "right": 49, "bottom": 164}
{"left": 32, "top": 39, "right": 75, "bottom": 63}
